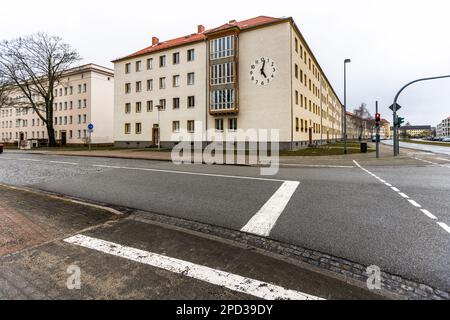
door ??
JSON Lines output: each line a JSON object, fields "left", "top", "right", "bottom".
{"left": 20, "top": 132, "right": 24, "bottom": 141}
{"left": 61, "top": 131, "right": 67, "bottom": 146}
{"left": 309, "top": 128, "right": 313, "bottom": 145}
{"left": 152, "top": 127, "right": 159, "bottom": 146}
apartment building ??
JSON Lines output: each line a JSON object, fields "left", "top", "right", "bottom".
{"left": 399, "top": 125, "right": 432, "bottom": 138}
{"left": 346, "top": 112, "right": 373, "bottom": 140}
{"left": 436, "top": 117, "right": 450, "bottom": 137}
{"left": 113, "top": 16, "right": 343, "bottom": 150}
{"left": 0, "top": 64, "right": 114, "bottom": 145}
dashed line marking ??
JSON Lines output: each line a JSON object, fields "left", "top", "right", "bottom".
{"left": 64, "top": 234, "right": 322, "bottom": 300}
{"left": 437, "top": 223, "right": 450, "bottom": 234}
{"left": 353, "top": 160, "right": 447, "bottom": 235}
{"left": 421, "top": 209, "right": 437, "bottom": 220}
{"left": 241, "top": 181, "right": 300, "bottom": 237}
{"left": 49, "top": 161, "right": 78, "bottom": 165}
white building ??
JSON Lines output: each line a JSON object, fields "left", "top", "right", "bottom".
{"left": 0, "top": 64, "right": 114, "bottom": 145}
{"left": 436, "top": 117, "right": 450, "bottom": 137}
{"left": 113, "top": 16, "right": 343, "bottom": 150}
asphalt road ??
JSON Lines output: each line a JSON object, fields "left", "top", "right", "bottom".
{"left": 383, "top": 139, "right": 450, "bottom": 155}
{"left": 0, "top": 151, "right": 449, "bottom": 293}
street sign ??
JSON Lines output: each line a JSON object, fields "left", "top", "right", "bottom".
{"left": 88, "top": 123, "right": 94, "bottom": 131}
{"left": 389, "top": 104, "right": 403, "bottom": 112}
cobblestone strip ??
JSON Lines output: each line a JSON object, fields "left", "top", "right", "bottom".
{"left": 130, "top": 210, "right": 450, "bottom": 301}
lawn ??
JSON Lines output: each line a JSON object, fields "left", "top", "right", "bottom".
{"left": 281, "top": 141, "right": 374, "bottom": 157}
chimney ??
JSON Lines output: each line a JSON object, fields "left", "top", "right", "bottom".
{"left": 152, "top": 37, "right": 159, "bottom": 45}
{"left": 197, "top": 25, "right": 205, "bottom": 33}
{"left": 229, "top": 19, "right": 237, "bottom": 24}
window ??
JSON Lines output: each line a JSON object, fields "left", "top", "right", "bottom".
{"left": 210, "top": 89, "right": 235, "bottom": 111}
{"left": 83, "top": 84, "right": 87, "bottom": 93}
{"left": 147, "top": 58, "right": 153, "bottom": 70}
{"left": 210, "top": 62, "right": 234, "bottom": 85}
{"left": 83, "top": 99, "right": 87, "bottom": 108}
{"left": 125, "top": 103, "right": 131, "bottom": 114}
{"left": 159, "top": 55, "right": 166, "bottom": 67}
{"left": 64, "top": 87, "right": 68, "bottom": 96}
{"left": 172, "top": 121, "right": 180, "bottom": 133}
{"left": 159, "top": 99, "right": 166, "bottom": 110}
{"left": 83, "top": 114, "right": 87, "bottom": 123}
{"left": 300, "top": 69, "right": 303, "bottom": 83}
{"left": 187, "top": 96, "right": 195, "bottom": 108}
{"left": 70, "top": 86, "right": 73, "bottom": 95}
{"left": 215, "top": 119, "right": 224, "bottom": 131}
{"left": 173, "top": 98, "right": 180, "bottom": 109}
{"left": 295, "top": 91, "right": 299, "bottom": 105}
{"left": 78, "top": 115, "right": 81, "bottom": 124}
{"left": 187, "top": 120, "right": 195, "bottom": 133}
{"left": 229, "top": 118, "right": 237, "bottom": 131}
{"left": 173, "top": 52, "right": 180, "bottom": 64}
{"left": 159, "top": 77, "right": 166, "bottom": 89}
{"left": 147, "top": 100, "right": 153, "bottom": 112}
{"left": 136, "top": 81, "right": 142, "bottom": 92}
{"left": 135, "top": 123, "right": 142, "bottom": 134}
{"left": 295, "top": 38, "right": 298, "bottom": 52}
{"left": 125, "top": 83, "right": 131, "bottom": 94}
{"left": 173, "top": 75, "right": 180, "bottom": 87}
{"left": 78, "top": 100, "right": 82, "bottom": 109}
{"left": 136, "top": 60, "right": 142, "bottom": 72}
{"left": 147, "top": 79, "right": 153, "bottom": 91}
{"left": 124, "top": 123, "right": 131, "bottom": 134}
{"left": 70, "top": 101, "right": 73, "bottom": 109}
{"left": 136, "top": 102, "right": 142, "bottom": 113}
{"left": 125, "top": 63, "right": 131, "bottom": 73}
{"left": 210, "top": 36, "right": 234, "bottom": 59}
{"left": 187, "top": 72, "right": 195, "bottom": 85}
{"left": 187, "top": 49, "right": 195, "bottom": 61}
{"left": 296, "top": 118, "right": 299, "bottom": 132}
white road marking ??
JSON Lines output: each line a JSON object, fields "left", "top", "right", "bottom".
{"left": 408, "top": 199, "right": 422, "bottom": 208}
{"left": 414, "top": 157, "right": 450, "bottom": 168}
{"left": 241, "top": 181, "right": 300, "bottom": 237}
{"left": 421, "top": 209, "right": 437, "bottom": 220}
{"left": 18, "top": 158, "right": 42, "bottom": 162}
{"left": 279, "top": 163, "right": 354, "bottom": 169}
{"left": 49, "top": 161, "right": 78, "bottom": 165}
{"left": 353, "top": 160, "right": 446, "bottom": 230}
{"left": 92, "top": 164, "right": 287, "bottom": 183}
{"left": 64, "top": 234, "right": 322, "bottom": 300}
{"left": 437, "top": 223, "right": 450, "bottom": 234}
{"left": 437, "top": 157, "right": 450, "bottom": 162}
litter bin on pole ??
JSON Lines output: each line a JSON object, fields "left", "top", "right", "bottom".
{"left": 360, "top": 142, "right": 368, "bottom": 153}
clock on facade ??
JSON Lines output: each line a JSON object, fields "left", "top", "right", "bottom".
{"left": 249, "top": 57, "right": 277, "bottom": 86}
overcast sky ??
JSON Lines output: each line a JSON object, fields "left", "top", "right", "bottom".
{"left": 1, "top": 0, "right": 449, "bottom": 125}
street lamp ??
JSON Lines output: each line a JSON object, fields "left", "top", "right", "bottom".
{"left": 343, "top": 59, "right": 351, "bottom": 155}
{"left": 392, "top": 74, "right": 450, "bottom": 156}
{"left": 155, "top": 104, "right": 162, "bottom": 150}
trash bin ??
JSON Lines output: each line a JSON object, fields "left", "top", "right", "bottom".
{"left": 360, "top": 142, "right": 368, "bottom": 153}
{"left": 0, "top": 144, "right": 3, "bottom": 154}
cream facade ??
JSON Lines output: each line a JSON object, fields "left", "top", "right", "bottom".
{"left": 436, "top": 117, "right": 450, "bottom": 137}
{"left": 0, "top": 64, "right": 114, "bottom": 145}
{"left": 113, "top": 16, "right": 343, "bottom": 150}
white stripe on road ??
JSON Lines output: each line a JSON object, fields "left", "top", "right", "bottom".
{"left": 241, "top": 181, "right": 300, "bottom": 237}
{"left": 399, "top": 193, "right": 409, "bottom": 199}
{"left": 437, "top": 223, "right": 450, "bottom": 234}
{"left": 391, "top": 187, "right": 400, "bottom": 192}
{"left": 92, "top": 164, "right": 287, "bottom": 183}
{"left": 279, "top": 163, "right": 354, "bottom": 169}
{"left": 49, "top": 161, "right": 78, "bottom": 165}
{"left": 421, "top": 209, "right": 437, "bottom": 220}
{"left": 437, "top": 158, "right": 450, "bottom": 162}
{"left": 408, "top": 200, "right": 422, "bottom": 208}
{"left": 64, "top": 234, "right": 321, "bottom": 300}
{"left": 18, "top": 158, "right": 43, "bottom": 162}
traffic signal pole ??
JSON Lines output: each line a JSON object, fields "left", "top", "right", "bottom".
{"left": 392, "top": 74, "right": 450, "bottom": 157}
{"left": 376, "top": 101, "right": 380, "bottom": 159}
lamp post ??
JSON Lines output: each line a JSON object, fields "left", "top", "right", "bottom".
{"left": 343, "top": 59, "right": 351, "bottom": 154}
{"left": 392, "top": 74, "right": 450, "bottom": 156}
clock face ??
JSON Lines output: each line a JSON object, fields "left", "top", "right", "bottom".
{"left": 249, "top": 57, "right": 277, "bottom": 86}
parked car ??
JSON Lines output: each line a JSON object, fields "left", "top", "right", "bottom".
{"left": 442, "top": 137, "right": 450, "bottom": 142}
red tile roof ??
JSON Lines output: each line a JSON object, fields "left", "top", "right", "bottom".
{"left": 113, "top": 16, "right": 287, "bottom": 62}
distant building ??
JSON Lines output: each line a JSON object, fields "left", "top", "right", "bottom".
{"left": 0, "top": 64, "right": 114, "bottom": 145}
{"left": 380, "top": 119, "right": 391, "bottom": 139}
{"left": 436, "top": 117, "right": 450, "bottom": 137}
{"left": 399, "top": 125, "right": 432, "bottom": 138}
{"left": 346, "top": 111, "right": 373, "bottom": 140}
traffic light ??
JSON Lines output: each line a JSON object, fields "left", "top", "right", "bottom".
{"left": 395, "top": 116, "right": 405, "bottom": 127}
{"left": 375, "top": 113, "right": 381, "bottom": 127}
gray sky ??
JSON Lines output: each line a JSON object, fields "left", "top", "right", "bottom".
{"left": 1, "top": 0, "right": 449, "bottom": 125}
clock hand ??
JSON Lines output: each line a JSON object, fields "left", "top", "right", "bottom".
{"left": 260, "top": 60, "right": 267, "bottom": 78}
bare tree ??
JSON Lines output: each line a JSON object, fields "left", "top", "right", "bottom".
{"left": 353, "top": 103, "right": 375, "bottom": 140}
{"left": 0, "top": 33, "right": 81, "bottom": 146}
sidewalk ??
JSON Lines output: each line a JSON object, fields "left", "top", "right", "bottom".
{"left": 4, "top": 142, "right": 430, "bottom": 167}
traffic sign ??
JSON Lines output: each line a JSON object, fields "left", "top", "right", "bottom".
{"left": 389, "top": 104, "right": 403, "bottom": 112}
{"left": 88, "top": 123, "right": 94, "bottom": 130}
